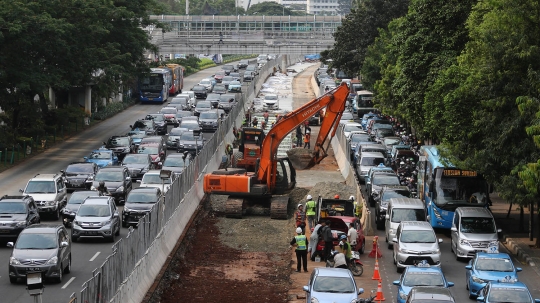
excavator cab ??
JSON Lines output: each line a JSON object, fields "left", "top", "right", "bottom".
{"left": 235, "top": 127, "right": 265, "bottom": 171}
{"left": 273, "top": 157, "right": 297, "bottom": 195}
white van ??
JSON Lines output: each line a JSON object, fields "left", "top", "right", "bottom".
{"left": 385, "top": 198, "right": 427, "bottom": 248}
{"left": 356, "top": 152, "right": 386, "bottom": 182}
{"left": 451, "top": 207, "right": 501, "bottom": 259}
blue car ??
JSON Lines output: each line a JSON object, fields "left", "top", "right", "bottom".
{"left": 393, "top": 261, "right": 454, "bottom": 303}
{"left": 466, "top": 252, "right": 522, "bottom": 299}
{"left": 361, "top": 113, "right": 377, "bottom": 130}
{"left": 303, "top": 268, "right": 364, "bottom": 303}
{"left": 84, "top": 147, "right": 119, "bottom": 168}
{"left": 477, "top": 279, "right": 540, "bottom": 303}
{"left": 127, "top": 129, "right": 147, "bottom": 147}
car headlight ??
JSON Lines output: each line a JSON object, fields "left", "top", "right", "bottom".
{"left": 46, "top": 256, "right": 58, "bottom": 265}
{"left": 389, "top": 228, "right": 394, "bottom": 235}
{"left": 179, "top": 144, "right": 184, "bottom": 148}
{"left": 123, "top": 207, "right": 132, "bottom": 213}
{"left": 87, "top": 176, "right": 94, "bottom": 181}
{"left": 489, "top": 240, "right": 499, "bottom": 247}
{"left": 310, "top": 298, "right": 320, "bottom": 303}
{"left": 398, "top": 291, "right": 408, "bottom": 299}
{"left": 102, "top": 219, "right": 112, "bottom": 226}
{"left": 471, "top": 276, "right": 487, "bottom": 283}
{"left": 47, "top": 201, "right": 56, "bottom": 206}
{"left": 361, "top": 170, "right": 368, "bottom": 175}
{"left": 116, "top": 186, "right": 124, "bottom": 192}
{"left": 15, "top": 221, "right": 27, "bottom": 227}
{"left": 73, "top": 220, "right": 81, "bottom": 226}
{"left": 10, "top": 257, "right": 21, "bottom": 265}
{"left": 432, "top": 248, "right": 441, "bottom": 254}
{"left": 460, "top": 239, "right": 471, "bottom": 247}
{"left": 398, "top": 247, "right": 412, "bottom": 254}
{"left": 108, "top": 161, "right": 113, "bottom": 165}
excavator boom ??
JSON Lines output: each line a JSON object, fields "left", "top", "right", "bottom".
{"left": 258, "top": 83, "right": 349, "bottom": 190}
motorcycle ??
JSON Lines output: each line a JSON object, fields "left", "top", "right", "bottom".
{"left": 326, "top": 250, "right": 364, "bottom": 276}
{"left": 358, "top": 290, "right": 377, "bottom": 303}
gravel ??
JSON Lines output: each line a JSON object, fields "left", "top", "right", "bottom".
{"left": 307, "top": 181, "right": 355, "bottom": 200}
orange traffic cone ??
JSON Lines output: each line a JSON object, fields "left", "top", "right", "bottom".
{"left": 374, "top": 279, "right": 386, "bottom": 301}
{"left": 372, "top": 259, "right": 381, "bottom": 280}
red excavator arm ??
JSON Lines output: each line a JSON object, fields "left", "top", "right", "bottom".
{"left": 257, "top": 83, "right": 349, "bottom": 191}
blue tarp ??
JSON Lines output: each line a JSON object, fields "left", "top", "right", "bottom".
{"left": 304, "top": 54, "right": 321, "bottom": 60}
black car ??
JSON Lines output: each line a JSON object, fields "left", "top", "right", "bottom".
{"left": 130, "top": 119, "right": 156, "bottom": 136}
{"left": 161, "top": 153, "right": 192, "bottom": 177}
{"left": 61, "top": 190, "right": 100, "bottom": 227}
{"left": 243, "top": 71, "right": 254, "bottom": 82}
{"left": 121, "top": 153, "right": 153, "bottom": 180}
{"left": 237, "top": 59, "right": 249, "bottom": 69}
{"left": 122, "top": 187, "right": 161, "bottom": 227}
{"left": 194, "top": 101, "right": 213, "bottom": 116}
{"left": 177, "top": 130, "right": 205, "bottom": 156}
{"left": 103, "top": 136, "right": 135, "bottom": 161}
{"left": 192, "top": 85, "right": 208, "bottom": 99}
{"left": 218, "top": 94, "right": 236, "bottom": 113}
{"left": 92, "top": 166, "right": 132, "bottom": 205}
{"left": 168, "top": 96, "right": 191, "bottom": 111}
{"left": 166, "top": 127, "right": 188, "bottom": 150}
{"left": 212, "top": 84, "right": 227, "bottom": 94}
{"left": 61, "top": 162, "right": 98, "bottom": 191}
{"left": 221, "top": 64, "right": 237, "bottom": 75}
{"left": 374, "top": 186, "right": 411, "bottom": 230}
{"left": 0, "top": 195, "right": 40, "bottom": 240}
{"left": 145, "top": 114, "right": 167, "bottom": 135}
{"left": 205, "top": 93, "right": 221, "bottom": 108}
{"left": 198, "top": 111, "right": 220, "bottom": 132}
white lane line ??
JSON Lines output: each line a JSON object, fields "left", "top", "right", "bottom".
{"left": 62, "top": 277, "right": 76, "bottom": 289}
{"left": 89, "top": 252, "right": 101, "bottom": 262}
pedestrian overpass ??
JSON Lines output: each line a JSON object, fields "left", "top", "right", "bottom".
{"left": 149, "top": 15, "right": 341, "bottom": 56}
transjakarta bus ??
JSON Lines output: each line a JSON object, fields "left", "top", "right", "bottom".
{"left": 353, "top": 90, "right": 373, "bottom": 114}
{"left": 164, "top": 64, "right": 184, "bottom": 95}
{"left": 138, "top": 68, "right": 171, "bottom": 103}
{"left": 417, "top": 145, "right": 490, "bottom": 229}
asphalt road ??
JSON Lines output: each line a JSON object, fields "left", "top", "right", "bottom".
{"left": 0, "top": 65, "right": 225, "bottom": 303}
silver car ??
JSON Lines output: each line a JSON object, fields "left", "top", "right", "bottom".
{"left": 451, "top": 207, "right": 501, "bottom": 259}
{"left": 303, "top": 268, "right": 364, "bottom": 302}
{"left": 393, "top": 221, "right": 442, "bottom": 272}
{"left": 71, "top": 196, "right": 121, "bottom": 243}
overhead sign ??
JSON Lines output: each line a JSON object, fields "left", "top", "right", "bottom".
{"left": 442, "top": 169, "right": 478, "bottom": 177}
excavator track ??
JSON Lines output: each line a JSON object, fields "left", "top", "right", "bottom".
{"left": 270, "top": 196, "right": 289, "bottom": 219}
{"left": 225, "top": 197, "right": 245, "bottom": 218}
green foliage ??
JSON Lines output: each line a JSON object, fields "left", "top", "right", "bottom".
{"left": 158, "top": 0, "right": 245, "bottom": 15}
{"left": 247, "top": 2, "right": 302, "bottom": 16}
{"left": 199, "top": 58, "right": 217, "bottom": 69}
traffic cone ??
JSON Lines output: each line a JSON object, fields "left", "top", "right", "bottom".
{"left": 374, "top": 279, "right": 386, "bottom": 301}
{"left": 372, "top": 259, "right": 381, "bottom": 280}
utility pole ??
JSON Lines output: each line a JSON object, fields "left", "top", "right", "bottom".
{"left": 186, "top": 0, "right": 189, "bottom": 15}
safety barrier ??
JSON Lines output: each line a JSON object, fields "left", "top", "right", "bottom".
{"left": 71, "top": 54, "right": 304, "bottom": 303}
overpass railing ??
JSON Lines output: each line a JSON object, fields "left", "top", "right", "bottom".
{"left": 71, "top": 54, "right": 303, "bottom": 303}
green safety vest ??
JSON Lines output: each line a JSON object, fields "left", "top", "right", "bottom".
{"left": 344, "top": 241, "right": 352, "bottom": 258}
{"left": 305, "top": 200, "right": 316, "bottom": 216}
{"left": 295, "top": 235, "right": 307, "bottom": 250}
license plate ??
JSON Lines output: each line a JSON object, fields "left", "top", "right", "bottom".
{"left": 148, "top": 98, "right": 153, "bottom": 101}
{"left": 26, "top": 268, "right": 41, "bottom": 272}
{"left": 0, "top": 229, "right": 10, "bottom": 233}
{"left": 86, "top": 231, "right": 99, "bottom": 235}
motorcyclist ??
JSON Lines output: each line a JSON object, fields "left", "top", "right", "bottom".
{"left": 339, "top": 234, "right": 353, "bottom": 266}
{"left": 97, "top": 181, "right": 109, "bottom": 196}
{"left": 331, "top": 250, "right": 348, "bottom": 269}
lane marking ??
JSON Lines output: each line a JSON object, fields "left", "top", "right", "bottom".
{"left": 89, "top": 252, "right": 101, "bottom": 262}
{"left": 62, "top": 277, "right": 76, "bottom": 289}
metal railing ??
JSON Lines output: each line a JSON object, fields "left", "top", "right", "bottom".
{"left": 72, "top": 54, "right": 303, "bottom": 303}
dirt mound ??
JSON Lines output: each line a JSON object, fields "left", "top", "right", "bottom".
{"left": 307, "top": 181, "right": 355, "bottom": 200}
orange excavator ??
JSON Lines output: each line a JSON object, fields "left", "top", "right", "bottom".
{"left": 203, "top": 83, "right": 349, "bottom": 219}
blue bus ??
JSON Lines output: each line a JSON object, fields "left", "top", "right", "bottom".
{"left": 138, "top": 68, "right": 171, "bottom": 103}
{"left": 417, "top": 145, "right": 490, "bottom": 229}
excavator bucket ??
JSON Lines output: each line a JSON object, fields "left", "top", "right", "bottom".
{"left": 286, "top": 148, "right": 317, "bottom": 170}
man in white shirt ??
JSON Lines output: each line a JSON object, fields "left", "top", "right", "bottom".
{"left": 347, "top": 224, "right": 358, "bottom": 250}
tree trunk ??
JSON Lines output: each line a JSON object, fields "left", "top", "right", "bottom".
{"left": 519, "top": 206, "right": 525, "bottom": 232}
{"left": 507, "top": 203, "right": 512, "bottom": 218}
{"left": 536, "top": 200, "right": 540, "bottom": 248}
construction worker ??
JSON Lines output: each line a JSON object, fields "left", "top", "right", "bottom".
{"left": 290, "top": 227, "right": 308, "bottom": 272}
{"left": 225, "top": 143, "right": 233, "bottom": 163}
{"left": 303, "top": 129, "right": 311, "bottom": 149}
{"left": 339, "top": 234, "right": 353, "bottom": 266}
{"left": 305, "top": 195, "right": 316, "bottom": 230}
{"left": 295, "top": 204, "right": 306, "bottom": 234}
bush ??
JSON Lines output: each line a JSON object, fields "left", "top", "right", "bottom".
{"left": 198, "top": 58, "right": 216, "bottom": 69}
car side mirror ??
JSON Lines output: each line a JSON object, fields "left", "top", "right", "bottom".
{"left": 450, "top": 227, "right": 457, "bottom": 232}
{"left": 113, "top": 212, "right": 119, "bottom": 217}
{"left": 447, "top": 282, "right": 454, "bottom": 287}
{"left": 60, "top": 241, "right": 68, "bottom": 248}
{"left": 136, "top": 180, "right": 141, "bottom": 183}
{"left": 84, "top": 157, "right": 88, "bottom": 160}
{"left": 19, "top": 189, "right": 23, "bottom": 193}
{"left": 357, "top": 288, "right": 364, "bottom": 295}
{"left": 392, "top": 238, "right": 397, "bottom": 243}
{"left": 302, "top": 286, "right": 309, "bottom": 292}
{"left": 516, "top": 267, "right": 522, "bottom": 272}
{"left": 129, "top": 125, "right": 133, "bottom": 128}
{"left": 392, "top": 280, "right": 400, "bottom": 286}
{"left": 385, "top": 214, "right": 389, "bottom": 220}
{"left": 7, "top": 242, "right": 14, "bottom": 248}
{"left": 126, "top": 177, "right": 131, "bottom": 181}
{"left": 477, "top": 297, "right": 484, "bottom": 302}
{"left": 465, "top": 265, "right": 472, "bottom": 270}
{"left": 497, "top": 229, "right": 502, "bottom": 233}
{"left": 438, "top": 238, "right": 443, "bottom": 243}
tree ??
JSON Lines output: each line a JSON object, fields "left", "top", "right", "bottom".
{"left": 247, "top": 2, "right": 297, "bottom": 16}
{"left": 336, "top": 0, "right": 353, "bottom": 16}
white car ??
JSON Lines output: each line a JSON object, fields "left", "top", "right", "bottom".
{"left": 263, "top": 94, "right": 279, "bottom": 109}
{"left": 138, "top": 170, "right": 173, "bottom": 193}
{"left": 342, "top": 122, "right": 364, "bottom": 138}
{"left": 198, "top": 79, "right": 214, "bottom": 92}
{"left": 178, "top": 91, "right": 196, "bottom": 105}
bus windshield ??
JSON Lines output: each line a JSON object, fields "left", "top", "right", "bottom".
{"left": 433, "top": 168, "right": 488, "bottom": 209}
{"left": 140, "top": 74, "right": 164, "bottom": 92}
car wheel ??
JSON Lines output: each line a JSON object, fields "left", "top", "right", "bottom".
{"left": 53, "top": 208, "right": 60, "bottom": 220}
{"left": 358, "top": 241, "right": 365, "bottom": 254}
{"left": 115, "top": 223, "right": 120, "bottom": 236}
{"left": 9, "top": 277, "right": 17, "bottom": 284}
{"left": 122, "top": 220, "right": 128, "bottom": 228}
{"left": 466, "top": 279, "right": 469, "bottom": 290}
{"left": 56, "top": 264, "right": 63, "bottom": 283}
{"left": 64, "top": 255, "right": 71, "bottom": 274}
{"left": 108, "top": 230, "right": 116, "bottom": 243}
{"left": 393, "top": 252, "right": 397, "bottom": 265}
{"left": 71, "top": 230, "right": 78, "bottom": 242}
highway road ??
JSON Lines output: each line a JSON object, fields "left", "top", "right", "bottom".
{"left": 0, "top": 65, "right": 223, "bottom": 303}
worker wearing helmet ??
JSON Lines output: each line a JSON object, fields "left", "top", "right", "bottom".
{"left": 334, "top": 194, "right": 340, "bottom": 199}
{"left": 305, "top": 195, "right": 316, "bottom": 230}
{"left": 339, "top": 234, "right": 353, "bottom": 266}
{"left": 331, "top": 250, "right": 348, "bottom": 269}
{"left": 96, "top": 181, "right": 109, "bottom": 196}
{"left": 295, "top": 204, "right": 306, "bottom": 234}
{"left": 290, "top": 227, "right": 309, "bottom": 272}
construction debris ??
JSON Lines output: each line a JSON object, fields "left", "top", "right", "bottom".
{"left": 307, "top": 182, "right": 355, "bottom": 200}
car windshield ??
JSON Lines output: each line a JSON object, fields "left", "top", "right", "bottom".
{"left": 66, "top": 164, "right": 94, "bottom": 174}
{"left": 215, "top": 71, "right": 225, "bottom": 76}
{"left": 344, "top": 124, "right": 363, "bottom": 132}
{"left": 351, "top": 134, "right": 371, "bottom": 143}
{"left": 68, "top": 192, "right": 99, "bottom": 204}
{"left": 400, "top": 230, "right": 436, "bottom": 243}
{"left": 25, "top": 181, "right": 56, "bottom": 194}
{"left": 265, "top": 95, "right": 278, "bottom": 101}
{"left": 200, "top": 80, "right": 211, "bottom": 85}
{"left": 363, "top": 148, "right": 385, "bottom": 154}
{"left": 489, "top": 288, "right": 531, "bottom": 302}
{"left": 341, "top": 113, "right": 354, "bottom": 120}
{"left": 207, "top": 94, "right": 220, "bottom": 100}
{"left": 377, "top": 129, "right": 394, "bottom": 137}
{"left": 381, "top": 191, "right": 410, "bottom": 204}
{"left": 223, "top": 76, "right": 233, "bottom": 81}
{"left": 181, "top": 123, "right": 199, "bottom": 130}
{"left": 197, "top": 102, "right": 211, "bottom": 109}
{"left": 384, "top": 138, "right": 401, "bottom": 146}
{"left": 361, "top": 157, "right": 385, "bottom": 166}
{"left": 161, "top": 108, "right": 176, "bottom": 114}
{"left": 460, "top": 217, "right": 496, "bottom": 233}
{"left": 138, "top": 146, "right": 159, "bottom": 154}
{"left": 15, "top": 233, "right": 57, "bottom": 249}
{"left": 200, "top": 112, "right": 218, "bottom": 119}
{"left": 176, "top": 111, "right": 192, "bottom": 117}
{"left": 230, "top": 81, "right": 241, "bottom": 85}
{"left": 403, "top": 272, "right": 444, "bottom": 286}
{"left": 108, "top": 137, "right": 130, "bottom": 147}
{"left": 122, "top": 155, "right": 148, "bottom": 164}
{"left": 95, "top": 171, "right": 124, "bottom": 182}
{"left": 391, "top": 209, "right": 426, "bottom": 223}
{"left": 193, "top": 86, "right": 205, "bottom": 91}
{"left": 78, "top": 204, "right": 111, "bottom": 217}
{"left": 127, "top": 192, "right": 158, "bottom": 203}
{"left": 148, "top": 115, "right": 164, "bottom": 122}
{"left": 214, "top": 86, "right": 226, "bottom": 92}
{"left": 171, "top": 98, "right": 188, "bottom": 105}
{"left": 373, "top": 175, "right": 400, "bottom": 186}
{"left": 89, "top": 151, "right": 111, "bottom": 159}
{"left": 313, "top": 276, "right": 355, "bottom": 293}
{"left": 169, "top": 128, "right": 186, "bottom": 136}
{"left": 476, "top": 258, "right": 514, "bottom": 272}
{"left": 142, "top": 174, "right": 172, "bottom": 184}
{"left": 181, "top": 132, "right": 199, "bottom": 141}
{"left": 163, "top": 156, "right": 191, "bottom": 167}
{"left": 0, "top": 202, "right": 26, "bottom": 214}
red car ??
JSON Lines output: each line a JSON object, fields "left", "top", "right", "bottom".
{"left": 314, "top": 216, "right": 366, "bottom": 258}
{"left": 214, "top": 71, "right": 225, "bottom": 83}
{"left": 137, "top": 143, "right": 165, "bottom": 169}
